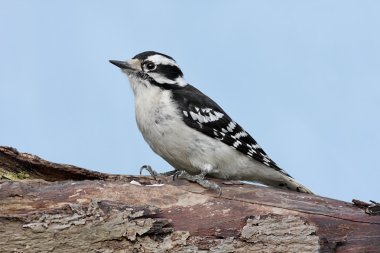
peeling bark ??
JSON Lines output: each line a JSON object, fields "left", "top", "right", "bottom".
{"left": 1, "top": 146, "right": 380, "bottom": 253}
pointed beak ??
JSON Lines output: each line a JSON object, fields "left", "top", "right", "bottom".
{"left": 109, "top": 60, "right": 133, "bottom": 70}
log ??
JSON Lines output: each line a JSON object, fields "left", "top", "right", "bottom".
{"left": 0, "top": 146, "right": 379, "bottom": 253}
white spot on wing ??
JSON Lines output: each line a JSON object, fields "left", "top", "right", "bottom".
{"left": 214, "top": 111, "right": 224, "bottom": 119}
{"left": 205, "top": 110, "right": 224, "bottom": 122}
{"left": 233, "top": 140, "right": 242, "bottom": 148}
{"left": 227, "top": 121, "right": 236, "bottom": 130}
{"left": 183, "top": 111, "right": 188, "bottom": 117}
{"left": 190, "top": 111, "right": 198, "bottom": 121}
{"left": 252, "top": 143, "right": 261, "bottom": 149}
{"left": 209, "top": 114, "right": 217, "bottom": 121}
{"left": 232, "top": 131, "right": 248, "bottom": 139}
{"left": 226, "top": 125, "right": 234, "bottom": 132}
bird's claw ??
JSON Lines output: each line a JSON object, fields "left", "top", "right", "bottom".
{"left": 140, "top": 165, "right": 160, "bottom": 180}
{"left": 173, "top": 170, "right": 222, "bottom": 196}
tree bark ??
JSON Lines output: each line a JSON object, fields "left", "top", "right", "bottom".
{"left": 0, "top": 146, "right": 379, "bottom": 253}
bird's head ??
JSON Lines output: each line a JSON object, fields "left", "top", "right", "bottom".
{"left": 110, "top": 51, "right": 187, "bottom": 93}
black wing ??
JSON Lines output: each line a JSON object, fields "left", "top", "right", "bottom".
{"left": 171, "top": 85, "right": 291, "bottom": 177}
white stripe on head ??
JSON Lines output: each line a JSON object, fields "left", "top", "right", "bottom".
{"left": 146, "top": 54, "right": 179, "bottom": 67}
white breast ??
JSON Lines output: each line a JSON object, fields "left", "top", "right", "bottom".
{"left": 130, "top": 77, "right": 194, "bottom": 171}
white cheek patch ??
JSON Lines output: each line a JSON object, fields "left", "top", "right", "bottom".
{"left": 146, "top": 55, "right": 179, "bottom": 67}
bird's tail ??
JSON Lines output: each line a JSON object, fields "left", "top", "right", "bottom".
{"left": 280, "top": 176, "right": 314, "bottom": 194}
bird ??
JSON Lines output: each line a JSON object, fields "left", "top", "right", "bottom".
{"left": 109, "top": 51, "right": 313, "bottom": 194}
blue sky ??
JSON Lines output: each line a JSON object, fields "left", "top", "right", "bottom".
{"left": 1, "top": 1, "right": 379, "bottom": 202}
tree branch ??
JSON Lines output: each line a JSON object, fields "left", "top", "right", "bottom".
{"left": 1, "top": 146, "right": 379, "bottom": 252}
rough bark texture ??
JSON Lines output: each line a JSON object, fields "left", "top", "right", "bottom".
{"left": 0, "top": 146, "right": 379, "bottom": 253}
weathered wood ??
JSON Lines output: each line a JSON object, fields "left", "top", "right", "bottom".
{"left": 0, "top": 146, "right": 110, "bottom": 181}
{"left": 0, "top": 146, "right": 379, "bottom": 253}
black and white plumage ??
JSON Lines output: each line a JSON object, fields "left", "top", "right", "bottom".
{"left": 110, "top": 51, "right": 313, "bottom": 194}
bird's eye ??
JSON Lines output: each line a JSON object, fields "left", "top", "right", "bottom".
{"left": 144, "top": 62, "right": 156, "bottom": 71}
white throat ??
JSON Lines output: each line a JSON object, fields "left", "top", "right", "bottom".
{"left": 127, "top": 75, "right": 150, "bottom": 96}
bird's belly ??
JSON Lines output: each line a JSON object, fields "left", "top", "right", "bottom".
{"left": 136, "top": 112, "right": 196, "bottom": 172}
{"left": 137, "top": 115, "right": 254, "bottom": 177}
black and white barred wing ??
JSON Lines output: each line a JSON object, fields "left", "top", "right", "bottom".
{"left": 172, "top": 85, "right": 290, "bottom": 177}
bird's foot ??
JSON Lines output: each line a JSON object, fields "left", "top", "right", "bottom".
{"left": 140, "top": 165, "right": 176, "bottom": 180}
{"left": 174, "top": 170, "right": 222, "bottom": 196}
{"left": 140, "top": 165, "right": 160, "bottom": 180}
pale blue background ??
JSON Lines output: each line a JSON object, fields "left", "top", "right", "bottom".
{"left": 1, "top": 1, "right": 379, "bottom": 202}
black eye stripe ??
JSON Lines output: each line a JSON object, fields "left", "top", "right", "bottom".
{"left": 155, "top": 64, "right": 183, "bottom": 80}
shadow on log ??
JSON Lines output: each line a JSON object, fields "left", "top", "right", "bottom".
{"left": 0, "top": 146, "right": 379, "bottom": 253}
